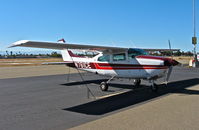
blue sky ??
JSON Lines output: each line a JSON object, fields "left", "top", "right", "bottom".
{"left": 0, "top": 0, "right": 198, "bottom": 53}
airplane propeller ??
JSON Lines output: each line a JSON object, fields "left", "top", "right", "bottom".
{"left": 164, "top": 40, "right": 180, "bottom": 85}
{"left": 165, "top": 66, "right": 173, "bottom": 85}
{"left": 165, "top": 40, "right": 173, "bottom": 85}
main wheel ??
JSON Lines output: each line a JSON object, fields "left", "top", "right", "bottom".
{"left": 100, "top": 82, "right": 108, "bottom": 91}
{"left": 133, "top": 79, "right": 141, "bottom": 86}
{"left": 151, "top": 83, "right": 158, "bottom": 92}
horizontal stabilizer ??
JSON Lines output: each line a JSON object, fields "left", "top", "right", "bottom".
{"left": 42, "top": 62, "right": 73, "bottom": 65}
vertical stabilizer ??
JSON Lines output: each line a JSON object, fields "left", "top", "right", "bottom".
{"left": 61, "top": 49, "right": 72, "bottom": 62}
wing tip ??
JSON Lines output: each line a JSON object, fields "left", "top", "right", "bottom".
{"left": 8, "top": 40, "right": 29, "bottom": 48}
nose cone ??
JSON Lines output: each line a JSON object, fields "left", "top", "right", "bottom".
{"left": 164, "top": 58, "right": 179, "bottom": 66}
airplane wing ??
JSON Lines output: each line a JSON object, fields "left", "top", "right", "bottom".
{"left": 144, "top": 49, "right": 180, "bottom": 52}
{"left": 9, "top": 40, "right": 128, "bottom": 52}
{"left": 9, "top": 40, "right": 180, "bottom": 52}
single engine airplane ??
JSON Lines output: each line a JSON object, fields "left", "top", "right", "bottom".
{"left": 10, "top": 40, "right": 179, "bottom": 92}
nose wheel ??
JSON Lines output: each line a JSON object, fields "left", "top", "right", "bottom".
{"left": 150, "top": 83, "right": 158, "bottom": 92}
{"left": 149, "top": 80, "right": 159, "bottom": 92}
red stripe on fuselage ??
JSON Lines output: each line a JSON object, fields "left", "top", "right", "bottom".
{"left": 97, "top": 63, "right": 164, "bottom": 67}
{"left": 91, "top": 63, "right": 167, "bottom": 70}
{"left": 64, "top": 61, "right": 168, "bottom": 70}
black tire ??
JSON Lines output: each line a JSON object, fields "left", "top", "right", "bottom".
{"left": 100, "top": 82, "right": 108, "bottom": 91}
{"left": 133, "top": 79, "right": 141, "bottom": 86}
{"left": 151, "top": 83, "right": 158, "bottom": 92}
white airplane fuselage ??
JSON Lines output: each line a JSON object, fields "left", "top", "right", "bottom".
{"left": 64, "top": 50, "right": 178, "bottom": 80}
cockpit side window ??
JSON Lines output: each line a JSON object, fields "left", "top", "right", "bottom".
{"left": 98, "top": 55, "right": 110, "bottom": 62}
{"left": 128, "top": 48, "right": 148, "bottom": 59}
{"left": 113, "top": 53, "right": 126, "bottom": 61}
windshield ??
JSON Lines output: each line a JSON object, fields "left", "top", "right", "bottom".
{"left": 128, "top": 48, "right": 148, "bottom": 58}
{"left": 98, "top": 55, "right": 110, "bottom": 62}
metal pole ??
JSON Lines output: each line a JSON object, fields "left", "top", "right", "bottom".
{"left": 194, "top": 0, "right": 196, "bottom": 37}
{"left": 193, "top": 0, "right": 198, "bottom": 67}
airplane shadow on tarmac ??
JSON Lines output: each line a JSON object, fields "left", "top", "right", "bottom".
{"left": 63, "top": 78, "right": 199, "bottom": 115}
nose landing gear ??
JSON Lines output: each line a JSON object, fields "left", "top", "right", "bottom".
{"left": 150, "top": 83, "right": 158, "bottom": 92}
{"left": 149, "top": 80, "right": 158, "bottom": 92}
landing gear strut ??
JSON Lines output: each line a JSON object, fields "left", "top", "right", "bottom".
{"left": 99, "top": 76, "right": 115, "bottom": 91}
{"left": 150, "top": 80, "right": 158, "bottom": 92}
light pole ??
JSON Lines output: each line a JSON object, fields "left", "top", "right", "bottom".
{"left": 192, "top": 0, "right": 198, "bottom": 67}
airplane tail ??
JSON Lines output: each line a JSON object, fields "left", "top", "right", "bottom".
{"left": 61, "top": 49, "right": 84, "bottom": 62}
{"left": 61, "top": 50, "right": 73, "bottom": 62}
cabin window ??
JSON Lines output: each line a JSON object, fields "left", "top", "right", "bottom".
{"left": 113, "top": 53, "right": 126, "bottom": 61}
{"left": 128, "top": 48, "right": 148, "bottom": 59}
{"left": 98, "top": 55, "right": 110, "bottom": 62}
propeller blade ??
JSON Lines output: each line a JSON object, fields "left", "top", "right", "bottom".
{"left": 164, "top": 40, "right": 173, "bottom": 85}
{"left": 165, "top": 66, "right": 173, "bottom": 84}
{"left": 168, "top": 40, "right": 173, "bottom": 59}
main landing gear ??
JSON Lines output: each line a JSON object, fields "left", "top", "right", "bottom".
{"left": 100, "top": 76, "right": 115, "bottom": 91}
{"left": 100, "top": 77, "right": 142, "bottom": 91}
{"left": 134, "top": 79, "right": 158, "bottom": 92}
{"left": 100, "top": 82, "right": 108, "bottom": 91}
{"left": 133, "top": 79, "right": 141, "bottom": 86}
{"left": 99, "top": 77, "right": 159, "bottom": 92}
